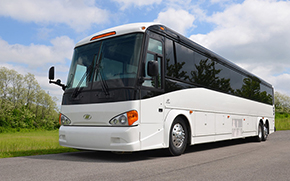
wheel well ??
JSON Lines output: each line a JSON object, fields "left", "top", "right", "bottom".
{"left": 259, "top": 119, "right": 263, "bottom": 126}
{"left": 260, "top": 119, "right": 269, "bottom": 128}
{"left": 265, "top": 120, "right": 269, "bottom": 129}
{"left": 176, "top": 115, "right": 191, "bottom": 145}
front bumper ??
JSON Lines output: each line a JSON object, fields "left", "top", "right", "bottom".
{"left": 59, "top": 125, "right": 140, "bottom": 152}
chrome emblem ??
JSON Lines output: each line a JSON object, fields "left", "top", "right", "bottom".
{"left": 83, "top": 114, "right": 92, "bottom": 120}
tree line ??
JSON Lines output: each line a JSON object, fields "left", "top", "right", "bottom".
{"left": 0, "top": 67, "right": 59, "bottom": 132}
{"left": 275, "top": 92, "right": 290, "bottom": 113}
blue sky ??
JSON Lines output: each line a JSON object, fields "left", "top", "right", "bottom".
{"left": 1, "top": 0, "right": 290, "bottom": 106}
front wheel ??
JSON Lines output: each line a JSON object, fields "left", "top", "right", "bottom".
{"left": 168, "top": 117, "right": 188, "bottom": 156}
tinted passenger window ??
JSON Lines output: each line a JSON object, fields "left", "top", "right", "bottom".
{"left": 260, "top": 84, "right": 273, "bottom": 104}
{"left": 190, "top": 53, "right": 214, "bottom": 87}
{"left": 165, "top": 38, "right": 175, "bottom": 76}
{"left": 215, "top": 63, "right": 242, "bottom": 94}
{"left": 174, "top": 43, "right": 195, "bottom": 81}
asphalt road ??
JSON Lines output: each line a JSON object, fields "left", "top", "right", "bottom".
{"left": 1, "top": 131, "right": 290, "bottom": 181}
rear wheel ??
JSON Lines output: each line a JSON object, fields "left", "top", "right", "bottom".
{"left": 168, "top": 117, "right": 188, "bottom": 156}
{"left": 262, "top": 123, "right": 269, "bottom": 141}
{"left": 255, "top": 122, "right": 263, "bottom": 142}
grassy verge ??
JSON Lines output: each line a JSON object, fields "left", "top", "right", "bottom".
{"left": 0, "top": 130, "right": 78, "bottom": 158}
{"left": 275, "top": 112, "right": 290, "bottom": 131}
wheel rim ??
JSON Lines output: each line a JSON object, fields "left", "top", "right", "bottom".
{"left": 258, "top": 124, "right": 262, "bottom": 139}
{"left": 171, "top": 123, "right": 185, "bottom": 148}
{"left": 264, "top": 125, "right": 268, "bottom": 139}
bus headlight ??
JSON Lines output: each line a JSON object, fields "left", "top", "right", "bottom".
{"left": 109, "top": 110, "right": 138, "bottom": 126}
{"left": 59, "top": 113, "right": 71, "bottom": 125}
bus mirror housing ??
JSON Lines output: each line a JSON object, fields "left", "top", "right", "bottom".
{"left": 48, "top": 66, "right": 66, "bottom": 91}
{"left": 147, "top": 60, "right": 158, "bottom": 77}
{"left": 49, "top": 66, "right": 55, "bottom": 80}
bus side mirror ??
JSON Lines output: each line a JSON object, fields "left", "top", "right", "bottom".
{"left": 147, "top": 60, "right": 158, "bottom": 77}
{"left": 49, "top": 66, "right": 55, "bottom": 80}
{"left": 48, "top": 66, "right": 66, "bottom": 91}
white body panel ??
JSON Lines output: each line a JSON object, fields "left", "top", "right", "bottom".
{"left": 59, "top": 88, "right": 274, "bottom": 152}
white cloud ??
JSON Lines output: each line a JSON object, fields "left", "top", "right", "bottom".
{"left": 0, "top": 62, "right": 63, "bottom": 107}
{"left": 0, "top": 36, "right": 74, "bottom": 68}
{"left": 154, "top": 8, "right": 196, "bottom": 35}
{"left": 112, "top": 0, "right": 162, "bottom": 10}
{"left": 0, "top": 0, "right": 109, "bottom": 32}
{"left": 210, "top": 0, "right": 234, "bottom": 5}
{"left": 189, "top": 0, "right": 290, "bottom": 95}
{"left": 272, "top": 74, "right": 290, "bottom": 95}
{"left": 0, "top": 35, "right": 74, "bottom": 107}
{"left": 191, "top": 0, "right": 290, "bottom": 62}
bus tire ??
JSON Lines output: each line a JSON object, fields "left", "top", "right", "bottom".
{"left": 168, "top": 117, "right": 188, "bottom": 156}
{"left": 262, "top": 123, "right": 268, "bottom": 141}
{"left": 255, "top": 122, "right": 263, "bottom": 142}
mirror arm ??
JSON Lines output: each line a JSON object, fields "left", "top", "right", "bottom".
{"left": 138, "top": 77, "right": 153, "bottom": 85}
{"left": 49, "top": 79, "right": 67, "bottom": 91}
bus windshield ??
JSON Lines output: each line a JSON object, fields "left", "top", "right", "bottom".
{"left": 66, "top": 33, "right": 143, "bottom": 91}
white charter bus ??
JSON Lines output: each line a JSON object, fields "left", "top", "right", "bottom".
{"left": 49, "top": 23, "right": 275, "bottom": 156}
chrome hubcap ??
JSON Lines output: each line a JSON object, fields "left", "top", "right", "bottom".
{"left": 264, "top": 125, "right": 268, "bottom": 139}
{"left": 172, "top": 123, "right": 185, "bottom": 148}
{"left": 258, "top": 124, "right": 262, "bottom": 139}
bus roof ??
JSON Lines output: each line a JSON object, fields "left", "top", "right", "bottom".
{"left": 75, "top": 22, "right": 161, "bottom": 47}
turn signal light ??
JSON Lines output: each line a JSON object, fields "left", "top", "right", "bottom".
{"left": 127, "top": 110, "right": 138, "bottom": 126}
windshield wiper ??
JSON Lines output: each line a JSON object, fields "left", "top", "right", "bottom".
{"left": 97, "top": 67, "right": 110, "bottom": 97}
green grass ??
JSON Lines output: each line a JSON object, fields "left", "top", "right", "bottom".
{"left": 275, "top": 112, "right": 290, "bottom": 131}
{"left": 0, "top": 130, "right": 78, "bottom": 158}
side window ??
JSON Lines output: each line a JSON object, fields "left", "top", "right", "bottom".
{"left": 215, "top": 63, "right": 236, "bottom": 94}
{"left": 191, "top": 53, "right": 214, "bottom": 87}
{"left": 148, "top": 38, "right": 162, "bottom": 54}
{"left": 260, "top": 84, "right": 273, "bottom": 105}
{"left": 143, "top": 38, "right": 162, "bottom": 88}
{"left": 175, "top": 43, "right": 194, "bottom": 81}
{"left": 165, "top": 38, "right": 175, "bottom": 76}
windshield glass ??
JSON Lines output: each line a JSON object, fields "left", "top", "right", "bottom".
{"left": 66, "top": 33, "right": 143, "bottom": 90}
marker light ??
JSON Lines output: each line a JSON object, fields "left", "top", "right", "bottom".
{"left": 90, "top": 31, "right": 116, "bottom": 41}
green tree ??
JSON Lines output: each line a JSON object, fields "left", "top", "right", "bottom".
{"left": 275, "top": 92, "right": 290, "bottom": 113}
{"left": 0, "top": 66, "right": 59, "bottom": 131}
{"left": 24, "top": 73, "right": 38, "bottom": 109}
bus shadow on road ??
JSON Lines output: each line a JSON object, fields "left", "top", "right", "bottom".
{"left": 185, "top": 137, "right": 255, "bottom": 154}
{"left": 29, "top": 137, "right": 257, "bottom": 163}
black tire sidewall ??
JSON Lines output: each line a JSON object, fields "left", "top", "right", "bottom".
{"left": 262, "top": 124, "right": 268, "bottom": 141}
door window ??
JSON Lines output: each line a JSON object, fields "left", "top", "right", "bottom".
{"left": 143, "top": 38, "right": 163, "bottom": 88}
